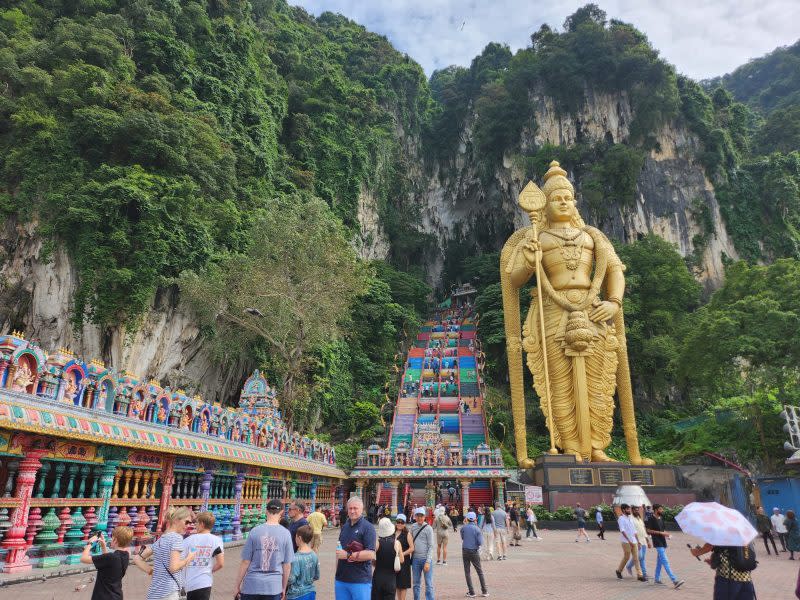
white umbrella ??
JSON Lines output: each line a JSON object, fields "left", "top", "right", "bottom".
{"left": 675, "top": 501, "right": 758, "bottom": 546}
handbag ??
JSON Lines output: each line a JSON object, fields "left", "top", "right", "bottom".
{"left": 156, "top": 538, "right": 187, "bottom": 600}
{"left": 394, "top": 543, "right": 402, "bottom": 573}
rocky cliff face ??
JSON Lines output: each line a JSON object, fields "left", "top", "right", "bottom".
{"left": 0, "top": 218, "right": 253, "bottom": 405}
{"left": 374, "top": 87, "right": 739, "bottom": 287}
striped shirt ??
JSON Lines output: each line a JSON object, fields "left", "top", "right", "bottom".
{"left": 147, "top": 532, "right": 185, "bottom": 600}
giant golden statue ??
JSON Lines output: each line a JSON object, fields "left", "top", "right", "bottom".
{"left": 501, "top": 161, "right": 653, "bottom": 468}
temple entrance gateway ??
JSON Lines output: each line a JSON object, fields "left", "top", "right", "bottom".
{"left": 352, "top": 288, "right": 509, "bottom": 519}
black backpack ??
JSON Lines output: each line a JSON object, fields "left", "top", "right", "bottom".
{"left": 711, "top": 544, "right": 758, "bottom": 572}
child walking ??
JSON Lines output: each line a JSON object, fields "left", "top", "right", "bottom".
{"left": 287, "top": 525, "right": 320, "bottom": 600}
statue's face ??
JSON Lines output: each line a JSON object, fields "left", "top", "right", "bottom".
{"left": 545, "top": 189, "right": 575, "bottom": 223}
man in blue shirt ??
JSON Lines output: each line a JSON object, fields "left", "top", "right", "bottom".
{"left": 460, "top": 512, "right": 488, "bottom": 597}
{"left": 335, "top": 496, "right": 377, "bottom": 600}
{"left": 288, "top": 501, "right": 309, "bottom": 552}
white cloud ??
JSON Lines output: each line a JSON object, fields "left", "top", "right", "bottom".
{"left": 293, "top": 0, "right": 800, "bottom": 79}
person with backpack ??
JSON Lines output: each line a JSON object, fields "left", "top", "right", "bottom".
{"left": 80, "top": 526, "right": 134, "bottom": 600}
{"left": 432, "top": 508, "right": 452, "bottom": 565}
{"left": 690, "top": 542, "right": 757, "bottom": 600}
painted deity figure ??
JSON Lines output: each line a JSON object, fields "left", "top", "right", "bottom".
{"left": 157, "top": 404, "right": 167, "bottom": 423}
{"left": 12, "top": 362, "right": 34, "bottom": 392}
{"left": 63, "top": 375, "right": 78, "bottom": 403}
{"left": 501, "top": 161, "right": 652, "bottom": 466}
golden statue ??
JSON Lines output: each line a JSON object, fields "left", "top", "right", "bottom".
{"left": 501, "top": 161, "right": 653, "bottom": 467}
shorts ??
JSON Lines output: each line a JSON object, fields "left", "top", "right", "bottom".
{"left": 187, "top": 588, "right": 211, "bottom": 600}
{"left": 311, "top": 533, "right": 322, "bottom": 552}
{"left": 436, "top": 533, "right": 449, "bottom": 546}
{"left": 495, "top": 529, "right": 508, "bottom": 546}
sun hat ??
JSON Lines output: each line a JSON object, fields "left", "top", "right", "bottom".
{"left": 377, "top": 517, "right": 395, "bottom": 537}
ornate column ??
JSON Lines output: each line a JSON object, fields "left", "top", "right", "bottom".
{"left": 494, "top": 479, "right": 505, "bottom": 507}
{"left": 1, "top": 447, "right": 47, "bottom": 573}
{"left": 97, "top": 461, "right": 122, "bottom": 532}
{"left": 389, "top": 480, "right": 400, "bottom": 517}
{"left": 260, "top": 473, "right": 270, "bottom": 522}
{"left": 199, "top": 465, "right": 214, "bottom": 512}
{"left": 310, "top": 478, "right": 318, "bottom": 512}
{"left": 353, "top": 479, "right": 367, "bottom": 500}
{"left": 232, "top": 471, "right": 245, "bottom": 541}
{"left": 460, "top": 480, "right": 472, "bottom": 515}
{"left": 155, "top": 456, "right": 175, "bottom": 534}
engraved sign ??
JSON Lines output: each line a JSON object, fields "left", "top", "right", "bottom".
{"left": 630, "top": 468, "right": 655, "bottom": 486}
{"left": 599, "top": 468, "right": 624, "bottom": 486}
{"left": 569, "top": 468, "right": 594, "bottom": 485}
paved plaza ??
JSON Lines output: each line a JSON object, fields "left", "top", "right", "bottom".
{"left": 2, "top": 527, "right": 796, "bottom": 599}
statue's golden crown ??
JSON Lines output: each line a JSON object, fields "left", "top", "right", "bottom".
{"left": 541, "top": 160, "right": 574, "bottom": 199}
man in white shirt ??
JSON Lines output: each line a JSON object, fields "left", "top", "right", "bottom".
{"left": 616, "top": 504, "right": 644, "bottom": 581}
{"left": 772, "top": 507, "right": 788, "bottom": 552}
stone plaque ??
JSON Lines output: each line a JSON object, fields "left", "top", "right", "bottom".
{"left": 599, "top": 468, "right": 624, "bottom": 486}
{"left": 630, "top": 468, "right": 655, "bottom": 486}
{"left": 569, "top": 468, "right": 594, "bottom": 486}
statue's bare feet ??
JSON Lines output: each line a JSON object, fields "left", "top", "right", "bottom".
{"left": 591, "top": 449, "right": 617, "bottom": 462}
{"left": 630, "top": 456, "right": 656, "bottom": 465}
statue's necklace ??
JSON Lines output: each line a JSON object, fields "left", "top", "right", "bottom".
{"left": 549, "top": 228, "right": 584, "bottom": 270}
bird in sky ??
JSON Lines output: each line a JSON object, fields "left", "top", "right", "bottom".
{"left": 459, "top": 20, "right": 465, "bottom": 31}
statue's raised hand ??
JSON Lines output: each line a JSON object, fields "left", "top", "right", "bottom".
{"left": 521, "top": 239, "right": 541, "bottom": 270}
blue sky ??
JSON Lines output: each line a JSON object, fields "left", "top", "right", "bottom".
{"left": 293, "top": 0, "right": 800, "bottom": 80}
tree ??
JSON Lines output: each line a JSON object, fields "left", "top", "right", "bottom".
{"left": 179, "top": 194, "right": 367, "bottom": 425}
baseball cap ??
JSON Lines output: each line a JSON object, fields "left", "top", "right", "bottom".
{"left": 266, "top": 499, "right": 283, "bottom": 512}
{"left": 414, "top": 507, "right": 426, "bottom": 516}
{"left": 396, "top": 514, "right": 407, "bottom": 522}
{"left": 466, "top": 511, "right": 477, "bottom": 521}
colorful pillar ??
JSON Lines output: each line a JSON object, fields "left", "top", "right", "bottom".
{"left": 155, "top": 456, "right": 175, "bottom": 535}
{"left": 199, "top": 465, "right": 214, "bottom": 512}
{"left": 310, "top": 478, "right": 318, "bottom": 512}
{"left": 353, "top": 479, "right": 366, "bottom": 500}
{"left": 260, "top": 473, "right": 270, "bottom": 521}
{"left": 494, "top": 479, "right": 505, "bottom": 507}
{"left": 232, "top": 471, "right": 245, "bottom": 541}
{"left": 1, "top": 447, "right": 47, "bottom": 573}
{"left": 460, "top": 480, "right": 471, "bottom": 515}
{"left": 97, "top": 461, "right": 122, "bottom": 532}
{"left": 389, "top": 480, "right": 400, "bottom": 517}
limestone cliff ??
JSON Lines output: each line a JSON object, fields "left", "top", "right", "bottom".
{"left": 0, "top": 218, "right": 252, "bottom": 405}
{"left": 388, "top": 87, "right": 739, "bottom": 287}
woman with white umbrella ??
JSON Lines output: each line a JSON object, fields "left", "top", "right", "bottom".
{"left": 677, "top": 502, "right": 758, "bottom": 600}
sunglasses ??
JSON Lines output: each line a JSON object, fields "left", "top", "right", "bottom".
{"left": 184, "top": 520, "right": 194, "bottom": 525}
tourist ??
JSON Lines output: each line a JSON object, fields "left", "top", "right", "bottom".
{"left": 508, "top": 502, "right": 521, "bottom": 547}
{"left": 690, "top": 542, "right": 756, "bottom": 599}
{"left": 574, "top": 502, "right": 589, "bottom": 543}
{"left": 287, "top": 525, "right": 319, "bottom": 600}
{"left": 307, "top": 507, "right": 327, "bottom": 553}
{"left": 595, "top": 506, "right": 605, "bottom": 540}
{"left": 460, "top": 512, "right": 488, "bottom": 597}
{"left": 615, "top": 504, "right": 644, "bottom": 581}
{"left": 409, "top": 507, "right": 435, "bottom": 600}
{"left": 335, "top": 496, "right": 377, "bottom": 600}
{"left": 137, "top": 507, "right": 197, "bottom": 600}
{"left": 525, "top": 505, "right": 540, "bottom": 540}
{"left": 236, "top": 498, "right": 294, "bottom": 600}
{"left": 479, "top": 508, "right": 495, "bottom": 561}
{"left": 433, "top": 507, "right": 452, "bottom": 565}
{"left": 625, "top": 506, "right": 649, "bottom": 580}
{"left": 394, "top": 514, "right": 414, "bottom": 600}
{"left": 373, "top": 517, "right": 403, "bottom": 600}
{"left": 448, "top": 485, "right": 455, "bottom": 502}
{"left": 786, "top": 510, "right": 800, "bottom": 560}
{"left": 449, "top": 505, "right": 460, "bottom": 532}
{"left": 368, "top": 504, "right": 378, "bottom": 525}
{"left": 756, "top": 506, "right": 779, "bottom": 556}
{"left": 645, "top": 504, "right": 684, "bottom": 589}
{"left": 492, "top": 503, "right": 509, "bottom": 560}
{"left": 183, "top": 511, "right": 224, "bottom": 600}
{"left": 772, "top": 507, "right": 789, "bottom": 552}
{"left": 80, "top": 526, "right": 134, "bottom": 600}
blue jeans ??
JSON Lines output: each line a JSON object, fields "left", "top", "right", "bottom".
{"left": 627, "top": 544, "right": 647, "bottom": 577}
{"left": 334, "top": 580, "right": 371, "bottom": 600}
{"left": 412, "top": 556, "right": 434, "bottom": 600}
{"left": 654, "top": 546, "right": 678, "bottom": 583}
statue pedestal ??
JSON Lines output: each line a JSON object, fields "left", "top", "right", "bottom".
{"left": 524, "top": 454, "right": 695, "bottom": 511}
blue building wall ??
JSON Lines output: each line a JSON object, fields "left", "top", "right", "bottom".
{"left": 757, "top": 477, "right": 800, "bottom": 512}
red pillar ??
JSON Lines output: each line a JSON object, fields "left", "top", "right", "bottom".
{"left": 155, "top": 455, "right": 175, "bottom": 535}
{"left": 2, "top": 447, "right": 47, "bottom": 572}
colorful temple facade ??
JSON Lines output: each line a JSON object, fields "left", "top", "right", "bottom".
{"left": 350, "top": 286, "right": 510, "bottom": 517}
{"left": 0, "top": 332, "right": 345, "bottom": 573}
